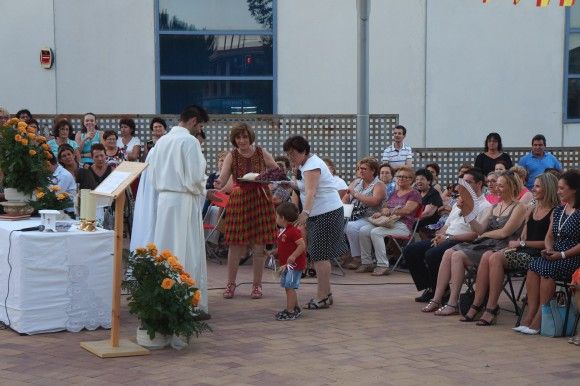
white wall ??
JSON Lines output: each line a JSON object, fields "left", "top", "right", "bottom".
{"left": 277, "top": 0, "right": 426, "bottom": 147}
{"left": 277, "top": 0, "right": 357, "bottom": 115}
{"left": 0, "top": 0, "right": 57, "bottom": 114}
{"left": 426, "top": 0, "right": 566, "bottom": 147}
{"left": 53, "top": 0, "right": 156, "bottom": 114}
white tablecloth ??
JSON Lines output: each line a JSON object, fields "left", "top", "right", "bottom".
{"left": 0, "top": 219, "right": 114, "bottom": 334}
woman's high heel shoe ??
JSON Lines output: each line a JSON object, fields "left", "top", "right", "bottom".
{"left": 476, "top": 306, "right": 500, "bottom": 326}
{"left": 459, "top": 304, "right": 484, "bottom": 322}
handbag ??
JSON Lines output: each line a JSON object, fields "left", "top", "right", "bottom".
{"left": 367, "top": 214, "right": 400, "bottom": 228}
{"left": 540, "top": 291, "right": 578, "bottom": 337}
{"left": 459, "top": 289, "right": 475, "bottom": 317}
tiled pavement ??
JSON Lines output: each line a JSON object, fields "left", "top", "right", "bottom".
{"left": 0, "top": 261, "right": 578, "bottom": 385}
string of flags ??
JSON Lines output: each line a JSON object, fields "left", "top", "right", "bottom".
{"left": 483, "top": 0, "right": 576, "bottom": 6}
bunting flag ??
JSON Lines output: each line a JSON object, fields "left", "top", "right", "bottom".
{"left": 483, "top": 0, "right": 575, "bottom": 6}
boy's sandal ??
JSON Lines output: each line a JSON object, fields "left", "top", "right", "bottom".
{"left": 434, "top": 304, "right": 459, "bottom": 316}
{"left": 421, "top": 300, "right": 441, "bottom": 313}
{"left": 459, "top": 304, "right": 484, "bottom": 322}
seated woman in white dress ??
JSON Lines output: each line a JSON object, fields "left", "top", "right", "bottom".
{"left": 341, "top": 157, "right": 385, "bottom": 271}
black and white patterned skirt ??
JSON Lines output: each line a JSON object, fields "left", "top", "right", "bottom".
{"left": 306, "top": 206, "right": 348, "bottom": 262}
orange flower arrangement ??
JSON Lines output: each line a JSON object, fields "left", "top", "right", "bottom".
{"left": 29, "top": 185, "right": 73, "bottom": 211}
{"left": 122, "top": 244, "right": 210, "bottom": 342}
{"left": 0, "top": 118, "right": 52, "bottom": 194}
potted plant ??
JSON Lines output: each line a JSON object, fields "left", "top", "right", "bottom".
{"left": 29, "top": 184, "right": 74, "bottom": 215}
{"left": 122, "top": 243, "right": 211, "bottom": 349}
{"left": 0, "top": 118, "right": 52, "bottom": 198}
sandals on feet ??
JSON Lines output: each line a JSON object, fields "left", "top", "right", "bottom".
{"left": 434, "top": 304, "right": 459, "bottom": 316}
{"left": 459, "top": 304, "right": 484, "bottom": 322}
{"left": 476, "top": 306, "right": 500, "bottom": 326}
{"left": 250, "top": 284, "right": 263, "bottom": 299}
{"left": 305, "top": 293, "right": 332, "bottom": 309}
{"left": 421, "top": 300, "right": 441, "bottom": 313}
{"left": 223, "top": 282, "right": 236, "bottom": 299}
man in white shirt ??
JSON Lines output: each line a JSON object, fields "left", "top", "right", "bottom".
{"left": 149, "top": 105, "right": 215, "bottom": 315}
{"left": 48, "top": 156, "right": 76, "bottom": 215}
{"left": 381, "top": 125, "right": 413, "bottom": 169}
{"left": 404, "top": 168, "right": 491, "bottom": 303}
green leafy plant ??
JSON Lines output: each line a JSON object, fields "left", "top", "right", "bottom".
{"left": 0, "top": 118, "right": 52, "bottom": 194}
{"left": 121, "top": 243, "right": 211, "bottom": 341}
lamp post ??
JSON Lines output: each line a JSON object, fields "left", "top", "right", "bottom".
{"left": 356, "top": 0, "right": 370, "bottom": 158}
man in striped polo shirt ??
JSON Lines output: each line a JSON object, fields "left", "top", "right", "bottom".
{"left": 381, "top": 125, "right": 413, "bottom": 169}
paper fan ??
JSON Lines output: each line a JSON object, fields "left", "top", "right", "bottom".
{"left": 457, "top": 178, "right": 477, "bottom": 223}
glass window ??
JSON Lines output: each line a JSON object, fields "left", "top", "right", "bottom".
{"left": 568, "top": 33, "right": 580, "bottom": 74}
{"left": 157, "top": 0, "right": 275, "bottom": 114}
{"left": 160, "top": 35, "right": 273, "bottom": 76}
{"left": 159, "top": 0, "right": 272, "bottom": 31}
{"left": 160, "top": 80, "right": 273, "bottom": 114}
{"left": 567, "top": 79, "right": 580, "bottom": 119}
{"left": 571, "top": 4, "right": 580, "bottom": 28}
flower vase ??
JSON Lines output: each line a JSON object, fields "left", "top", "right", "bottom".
{"left": 4, "top": 187, "right": 31, "bottom": 202}
{"left": 136, "top": 327, "right": 170, "bottom": 349}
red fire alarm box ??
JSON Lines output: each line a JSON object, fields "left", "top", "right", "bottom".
{"left": 40, "top": 48, "right": 53, "bottom": 69}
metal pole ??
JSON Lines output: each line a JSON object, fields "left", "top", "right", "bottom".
{"left": 356, "top": 0, "right": 370, "bottom": 158}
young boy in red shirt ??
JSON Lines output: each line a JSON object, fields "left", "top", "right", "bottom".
{"left": 275, "top": 202, "right": 307, "bottom": 320}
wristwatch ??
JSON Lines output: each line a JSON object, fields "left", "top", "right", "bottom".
{"left": 445, "top": 235, "right": 452, "bottom": 241}
{"left": 520, "top": 240, "right": 526, "bottom": 248}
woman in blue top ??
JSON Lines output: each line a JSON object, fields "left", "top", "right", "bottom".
{"left": 48, "top": 119, "right": 80, "bottom": 162}
{"left": 75, "top": 112, "right": 104, "bottom": 166}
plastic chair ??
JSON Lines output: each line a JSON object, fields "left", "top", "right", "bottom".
{"left": 388, "top": 205, "right": 424, "bottom": 272}
{"left": 203, "top": 191, "right": 229, "bottom": 264}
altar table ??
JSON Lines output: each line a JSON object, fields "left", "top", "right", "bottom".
{"left": 0, "top": 219, "right": 114, "bottom": 334}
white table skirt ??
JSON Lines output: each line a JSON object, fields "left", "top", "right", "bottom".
{"left": 0, "top": 219, "right": 114, "bottom": 334}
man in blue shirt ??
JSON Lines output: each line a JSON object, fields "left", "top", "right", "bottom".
{"left": 518, "top": 134, "right": 562, "bottom": 189}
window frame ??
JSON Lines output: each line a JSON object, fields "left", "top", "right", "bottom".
{"left": 154, "top": 0, "right": 277, "bottom": 114}
{"left": 563, "top": 8, "right": 580, "bottom": 122}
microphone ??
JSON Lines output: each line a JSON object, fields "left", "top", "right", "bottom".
{"left": 18, "top": 225, "right": 45, "bottom": 232}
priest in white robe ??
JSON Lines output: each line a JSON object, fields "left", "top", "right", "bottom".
{"left": 148, "top": 105, "right": 211, "bottom": 313}
{"left": 129, "top": 146, "right": 158, "bottom": 252}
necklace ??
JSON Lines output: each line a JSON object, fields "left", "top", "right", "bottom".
{"left": 557, "top": 204, "right": 576, "bottom": 237}
{"left": 498, "top": 201, "right": 514, "bottom": 217}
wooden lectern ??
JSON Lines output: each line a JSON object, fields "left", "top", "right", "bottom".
{"left": 81, "top": 161, "right": 150, "bottom": 358}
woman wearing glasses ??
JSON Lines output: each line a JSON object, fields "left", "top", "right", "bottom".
{"left": 358, "top": 166, "right": 421, "bottom": 276}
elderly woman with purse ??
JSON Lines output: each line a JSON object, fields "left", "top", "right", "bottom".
{"left": 342, "top": 157, "right": 386, "bottom": 271}
{"left": 460, "top": 173, "right": 560, "bottom": 325}
{"left": 358, "top": 166, "right": 421, "bottom": 276}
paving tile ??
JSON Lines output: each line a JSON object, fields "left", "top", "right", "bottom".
{"left": 1, "top": 260, "right": 579, "bottom": 385}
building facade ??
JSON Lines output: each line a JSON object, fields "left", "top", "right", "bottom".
{"left": 1, "top": 0, "right": 579, "bottom": 148}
